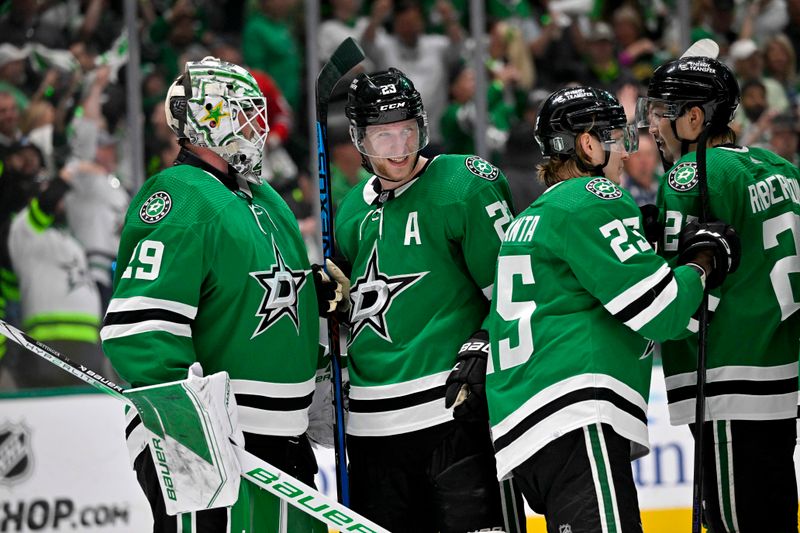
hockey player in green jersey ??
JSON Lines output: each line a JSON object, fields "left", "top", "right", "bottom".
{"left": 335, "top": 68, "right": 524, "bottom": 532}
{"left": 484, "top": 87, "right": 740, "bottom": 532}
{"left": 638, "top": 56, "right": 800, "bottom": 532}
{"left": 101, "top": 57, "right": 336, "bottom": 533}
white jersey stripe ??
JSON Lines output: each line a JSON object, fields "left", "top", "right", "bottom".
{"left": 668, "top": 392, "right": 798, "bottom": 425}
{"left": 100, "top": 320, "right": 191, "bottom": 341}
{"left": 492, "top": 373, "right": 648, "bottom": 441}
{"left": 624, "top": 276, "right": 678, "bottom": 331}
{"left": 231, "top": 377, "right": 315, "bottom": 398}
{"left": 349, "top": 370, "right": 450, "bottom": 400}
{"left": 237, "top": 406, "right": 309, "bottom": 436}
{"left": 106, "top": 296, "right": 198, "bottom": 319}
{"left": 347, "top": 399, "right": 454, "bottom": 437}
{"left": 665, "top": 362, "right": 798, "bottom": 390}
{"left": 604, "top": 264, "right": 671, "bottom": 315}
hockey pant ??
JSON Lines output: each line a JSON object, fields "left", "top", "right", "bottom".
{"left": 348, "top": 420, "right": 525, "bottom": 533}
{"left": 133, "top": 432, "right": 327, "bottom": 533}
{"left": 512, "top": 423, "right": 643, "bottom": 533}
{"left": 692, "top": 418, "right": 798, "bottom": 533}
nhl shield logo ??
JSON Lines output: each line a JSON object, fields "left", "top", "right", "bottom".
{"left": 0, "top": 424, "right": 33, "bottom": 486}
{"left": 585, "top": 177, "right": 622, "bottom": 200}
{"left": 140, "top": 191, "right": 173, "bottom": 224}
{"left": 465, "top": 156, "right": 499, "bottom": 181}
{"left": 668, "top": 162, "right": 699, "bottom": 192}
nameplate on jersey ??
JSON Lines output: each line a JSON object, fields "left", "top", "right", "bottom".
{"left": 140, "top": 191, "right": 173, "bottom": 224}
{"left": 667, "top": 162, "right": 698, "bottom": 192}
{"left": 465, "top": 156, "right": 499, "bottom": 181}
{"left": 585, "top": 177, "right": 622, "bottom": 200}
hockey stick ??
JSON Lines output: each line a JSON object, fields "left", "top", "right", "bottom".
{"left": 315, "top": 36, "right": 365, "bottom": 506}
{"left": 678, "top": 37, "right": 719, "bottom": 533}
{"left": 0, "top": 319, "right": 390, "bottom": 533}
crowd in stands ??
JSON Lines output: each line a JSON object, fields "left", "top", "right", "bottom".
{"left": 0, "top": 0, "right": 798, "bottom": 390}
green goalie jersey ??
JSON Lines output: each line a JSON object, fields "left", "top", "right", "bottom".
{"left": 102, "top": 163, "right": 319, "bottom": 439}
{"left": 657, "top": 145, "right": 800, "bottom": 425}
{"left": 485, "top": 176, "right": 705, "bottom": 480}
{"left": 335, "top": 154, "right": 514, "bottom": 437}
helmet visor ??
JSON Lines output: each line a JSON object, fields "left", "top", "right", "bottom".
{"left": 351, "top": 117, "right": 429, "bottom": 159}
{"left": 598, "top": 124, "right": 639, "bottom": 154}
{"left": 635, "top": 97, "right": 681, "bottom": 129}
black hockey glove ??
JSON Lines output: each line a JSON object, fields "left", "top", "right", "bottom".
{"left": 445, "top": 330, "right": 490, "bottom": 423}
{"left": 312, "top": 258, "right": 352, "bottom": 320}
{"left": 677, "top": 220, "right": 741, "bottom": 290}
{"left": 639, "top": 204, "right": 664, "bottom": 248}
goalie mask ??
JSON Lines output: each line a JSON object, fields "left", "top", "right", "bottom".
{"left": 345, "top": 68, "right": 429, "bottom": 161}
{"left": 165, "top": 57, "right": 269, "bottom": 184}
{"left": 535, "top": 87, "right": 637, "bottom": 159}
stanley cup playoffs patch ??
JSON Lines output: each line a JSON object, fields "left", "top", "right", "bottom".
{"left": 140, "top": 191, "right": 173, "bottom": 223}
{"left": 668, "top": 162, "right": 699, "bottom": 192}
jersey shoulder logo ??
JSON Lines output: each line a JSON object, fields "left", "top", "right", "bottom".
{"left": 585, "top": 177, "right": 622, "bottom": 200}
{"left": 249, "top": 236, "right": 310, "bottom": 338}
{"left": 349, "top": 244, "right": 427, "bottom": 344}
{"left": 140, "top": 191, "right": 172, "bottom": 223}
{"left": 465, "top": 156, "right": 499, "bottom": 181}
{"left": 667, "top": 162, "right": 698, "bottom": 192}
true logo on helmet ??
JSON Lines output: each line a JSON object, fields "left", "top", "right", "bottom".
{"left": 585, "top": 177, "right": 622, "bottom": 200}
{"left": 668, "top": 162, "right": 698, "bottom": 191}
{"left": 465, "top": 156, "right": 499, "bottom": 181}
{"left": 140, "top": 191, "right": 173, "bottom": 224}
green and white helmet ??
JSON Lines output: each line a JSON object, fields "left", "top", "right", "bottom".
{"left": 165, "top": 56, "right": 269, "bottom": 183}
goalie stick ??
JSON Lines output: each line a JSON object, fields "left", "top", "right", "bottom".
{"left": 0, "top": 319, "right": 390, "bottom": 533}
{"left": 678, "top": 38, "right": 719, "bottom": 533}
{"left": 315, "top": 36, "right": 365, "bottom": 506}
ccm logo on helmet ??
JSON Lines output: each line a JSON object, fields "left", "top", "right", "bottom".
{"left": 379, "top": 102, "right": 406, "bottom": 111}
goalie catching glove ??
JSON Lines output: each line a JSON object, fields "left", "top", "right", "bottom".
{"left": 677, "top": 220, "right": 741, "bottom": 290}
{"left": 445, "top": 330, "right": 490, "bottom": 422}
{"left": 312, "top": 258, "right": 352, "bottom": 318}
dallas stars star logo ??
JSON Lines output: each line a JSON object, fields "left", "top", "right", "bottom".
{"left": 349, "top": 244, "right": 427, "bottom": 343}
{"left": 200, "top": 101, "right": 229, "bottom": 126}
{"left": 249, "top": 237, "right": 309, "bottom": 338}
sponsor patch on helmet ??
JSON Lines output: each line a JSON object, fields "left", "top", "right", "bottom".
{"left": 140, "top": 191, "right": 172, "bottom": 223}
{"left": 585, "top": 177, "right": 622, "bottom": 200}
{"left": 465, "top": 156, "right": 499, "bottom": 181}
{"left": 667, "top": 162, "right": 698, "bottom": 191}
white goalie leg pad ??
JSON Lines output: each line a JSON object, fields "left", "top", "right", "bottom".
{"left": 124, "top": 363, "right": 244, "bottom": 515}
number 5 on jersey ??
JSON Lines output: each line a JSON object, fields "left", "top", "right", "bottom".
{"left": 122, "top": 240, "right": 165, "bottom": 280}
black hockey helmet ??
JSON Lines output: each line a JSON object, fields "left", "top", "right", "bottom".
{"left": 534, "top": 86, "right": 635, "bottom": 158}
{"left": 346, "top": 68, "right": 429, "bottom": 158}
{"left": 637, "top": 56, "right": 740, "bottom": 134}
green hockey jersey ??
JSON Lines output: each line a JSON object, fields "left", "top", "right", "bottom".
{"left": 485, "top": 176, "right": 705, "bottom": 480}
{"left": 335, "top": 154, "right": 514, "bottom": 437}
{"left": 657, "top": 145, "right": 800, "bottom": 424}
{"left": 102, "top": 164, "right": 319, "bottom": 439}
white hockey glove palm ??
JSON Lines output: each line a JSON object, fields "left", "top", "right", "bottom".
{"left": 124, "top": 363, "right": 243, "bottom": 516}
{"left": 312, "top": 258, "right": 352, "bottom": 319}
{"left": 306, "top": 353, "right": 349, "bottom": 449}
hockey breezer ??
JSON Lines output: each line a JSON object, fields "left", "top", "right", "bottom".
{"left": 315, "top": 36, "right": 365, "bottom": 507}
{"left": 0, "top": 319, "right": 389, "bottom": 533}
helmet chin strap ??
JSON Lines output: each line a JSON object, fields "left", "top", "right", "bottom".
{"left": 574, "top": 149, "right": 610, "bottom": 178}
{"left": 669, "top": 119, "right": 701, "bottom": 158}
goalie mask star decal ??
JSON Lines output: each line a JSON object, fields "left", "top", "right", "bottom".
{"left": 250, "top": 237, "right": 309, "bottom": 337}
{"left": 349, "top": 244, "right": 427, "bottom": 343}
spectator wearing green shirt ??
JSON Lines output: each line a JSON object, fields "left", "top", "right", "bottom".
{"left": 243, "top": 0, "right": 302, "bottom": 111}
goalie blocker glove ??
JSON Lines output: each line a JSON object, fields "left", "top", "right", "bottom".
{"left": 677, "top": 220, "right": 741, "bottom": 290}
{"left": 312, "top": 258, "right": 352, "bottom": 319}
{"left": 445, "top": 330, "right": 490, "bottom": 422}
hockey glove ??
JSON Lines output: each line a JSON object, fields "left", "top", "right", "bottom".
{"left": 639, "top": 204, "right": 664, "bottom": 248}
{"left": 312, "top": 258, "right": 352, "bottom": 319}
{"left": 677, "top": 220, "right": 741, "bottom": 290}
{"left": 445, "top": 330, "right": 490, "bottom": 422}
